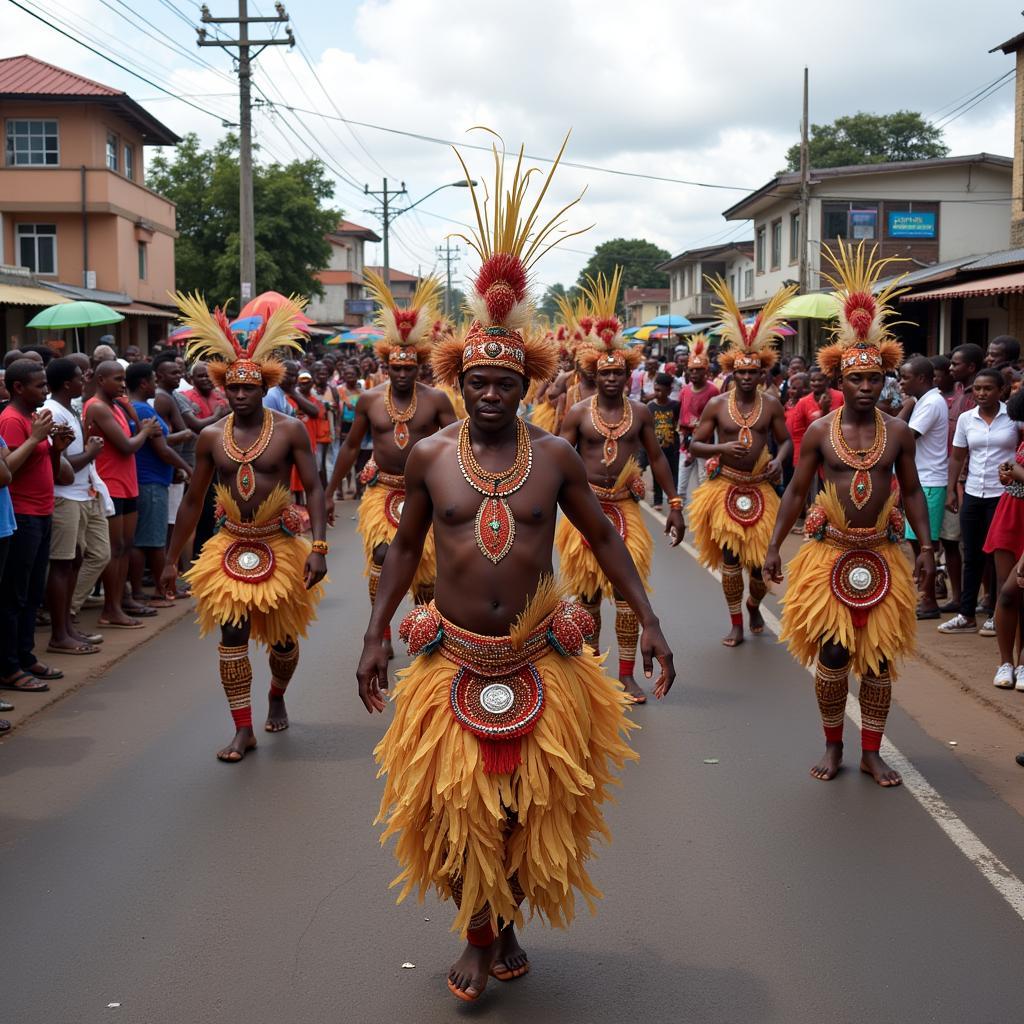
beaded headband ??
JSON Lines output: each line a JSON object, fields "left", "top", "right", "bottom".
{"left": 388, "top": 345, "right": 422, "bottom": 367}
{"left": 840, "top": 343, "right": 885, "bottom": 375}
{"left": 461, "top": 323, "right": 527, "bottom": 376}
{"left": 224, "top": 359, "right": 265, "bottom": 385}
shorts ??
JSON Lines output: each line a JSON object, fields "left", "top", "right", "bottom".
{"left": 167, "top": 481, "right": 185, "bottom": 524}
{"left": 940, "top": 506, "right": 961, "bottom": 543}
{"left": 136, "top": 483, "right": 169, "bottom": 548}
{"left": 50, "top": 496, "right": 89, "bottom": 560}
{"left": 906, "top": 485, "right": 944, "bottom": 542}
{"left": 112, "top": 495, "right": 138, "bottom": 517}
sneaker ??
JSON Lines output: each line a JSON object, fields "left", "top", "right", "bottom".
{"left": 1016, "top": 666, "right": 1024, "bottom": 692}
{"left": 995, "top": 663, "right": 1015, "bottom": 688}
{"left": 979, "top": 618, "right": 997, "bottom": 637}
{"left": 938, "top": 614, "right": 977, "bottom": 634}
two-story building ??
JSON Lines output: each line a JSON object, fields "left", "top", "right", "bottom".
{"left": 306, "top": 219, "right": 382, "bottom": 330}
{"left": 623, "top": 287, "right": 669, "bottom": 327}
{"left": 658, "top": 241, "right": 755, "bottom": 321}
{"left": 0, "top": 55, "right": 180, "bottom": 353}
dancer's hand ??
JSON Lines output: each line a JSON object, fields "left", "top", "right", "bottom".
{"left": 765, "top": 456, "right": 783, "bottom": 481}
{"left": 665, "top": 508, "right": 685, "bottom": 546}
{"left": 304, "top": 552, "right": 327, "bottom": 589}
{"left": 720, "top": 440, "right": 749, "bottom": 460}
{"left": 640, "top": 620, "right": 675, "bottom": 699}
{"left": 913, "top": 547, "right": 934, "bottom": 588}
{"left": 325, "top": 494, "right": 336, "bottom": 527}
{"left": 356, "top": 636, "right": 389, "bottom": 713}
{"left": 158, "top": 563, "right": 178, "bottom": 600}
{"left": 763, "top": 546, "right": 784, "bottom": 584}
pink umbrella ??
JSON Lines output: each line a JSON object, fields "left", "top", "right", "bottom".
{"left": 238, "top": 291, "right": 313, "bottom": 333}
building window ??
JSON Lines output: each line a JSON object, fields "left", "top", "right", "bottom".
{"left": 729, "top": 272, "right": 736, "bottom": 297}
{"left": 5, "top": 119, "right": 59, "bottom": 166}
{"left": 756, "top": 226, "right": 766, "bottom": 273}
{"left": 770, "top": 220, "right": 782, "bottom": 270}
{"left": 138, "top": 241, "right": 147, "bottom": 280}
{"left": 671, "top": 273, "right": 679, "bottom": 302}
{"left": 884, "top": 202, "right": 938, "bottom": 240}
{"left": 16, "top": 223, "right": 57, "bottom": 275}
{"left": 124, "top": 143, "right": 135, "bottom": 181}
{"left": 822, "top": 201, "right": 879, "bottom": 242}
{"left": 789, "top": 211, "right": 801, "bottom": 265}
{"left": 744, "top": 268, "right": 754, "bottom": 296}
{"left": 106, "top": 132, "right": 118, "bottom": 172}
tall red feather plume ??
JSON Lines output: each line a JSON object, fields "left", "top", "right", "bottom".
{"left": 475, "top": 253, "right": 527, "bottom": 325}
{"left": 213, "top": 307, "right": 244, "bottom": 358}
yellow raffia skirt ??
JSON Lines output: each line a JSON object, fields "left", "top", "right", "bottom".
{"left": 779, "top": 485, "right": 917, "bottom": 680}
{"left": 439, "top": 384, "right": 467, "bottom": 420}
{"left": 530, "top": 399, "right": 558, "bottom": 434}
{"left": 375, "top": 584, "right": 637, "bottom": 937}
{"left": 184, "top": 484, "right": 323, "bottom": 648}
{"left": 688, "top": 450, "right": 779, "bottom": 570}
{"left": 555, "top": 461, "right": 653, "bottom": 599}
{"left": 358, "top": 480, "right": 436, "bottom": 594}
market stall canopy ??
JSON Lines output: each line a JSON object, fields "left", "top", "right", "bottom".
{"left": 0, "top": 283, "right": 70, "bottom": 306}
{"left": 777, "top": 293, "right": 840, "bottom": 319}
{"left": 642, "top": 314, "right": 691, "bottom": 328}
{"left": 238, "top": 291, "right": 312, "bottom": 333}
{"left": 27, "top": 300, "right": 124, "bottom": 330}
{"left": 900, "top": 272, "right": 1024, "bottom": 303}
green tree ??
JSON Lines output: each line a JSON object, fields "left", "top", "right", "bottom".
{"left": 784, "top": 111, "right": 948, "bottom": 171}
{"left": 575, "top": 238, "right": 671, "bottom": 293}
{"left": 537, "top": 282, "right": 581, "bottom": 321}
{"left": 147, "top": 133, "right": 340, "bottom": 305}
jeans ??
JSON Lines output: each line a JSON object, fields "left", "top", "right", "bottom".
{"left": 678, "top": 453, "right": 706, "bottom": 504}
{"left": 652, "top": 446, "right": 679, "bottom": 506}
{"left": 959, "top": 493, "right": 1000, "bottom": 619}
{"left": 69, "top": 496, "right": 111, "bottom": 615}
{"left": 0, "top": 513, "right": 52, "bottom": 676}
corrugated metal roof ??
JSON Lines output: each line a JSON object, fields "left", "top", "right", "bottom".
{"left": 902, "top": 271, "right": 1024, "bottom": 303}
{"left": 0, "top": 55, "right": 121, "bottom": 97}
{"left": 0, "top": 283, "right": 70, "bottom": 306}
{"left": 961, "top": 248, "right": 1024, "bottom": 271}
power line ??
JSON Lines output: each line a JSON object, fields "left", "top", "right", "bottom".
{"left": 934, "top": 75, "right": 1015, "bottom": 132}
{"left": 926, "top": 69, "right": 1015, "bottom": 121}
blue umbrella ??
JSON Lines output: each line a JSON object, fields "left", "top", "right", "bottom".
{"left": 229, "top": 315, "right": 264, "bottom": 333}
{"left": 622, "top": 326, "right": 641, "bottom": 337}
{"left": 642, "top": 314, "right": 691, "bottom": 328}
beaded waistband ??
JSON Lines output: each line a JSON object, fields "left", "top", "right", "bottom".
{"left": 804, "top": 503, "right": 904, "bottom": 549}
{"left": 371, "top": 468, "right": 405, "bottom": 489}
{"left": 217, "top": 506, "right": 303, "bottom": 539}
{"left": 439, "top": 612, "right": 554, "bottom": 675}
{"left": 706, "top": 456, "right": 774, "bottom": 485}
{"left": 591, "top": 474, "right": 645, "bottom": 503}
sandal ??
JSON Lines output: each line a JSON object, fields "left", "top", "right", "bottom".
{"left": 0, "top": 699, "right": 14, "bottom": 712}
{"left": 75, "top": 633, "right": 104, "bottom": 645}
{"left": 27, "top": 662, "right": 64, "bottom": 680}
{"left": 0, "top": 719, "right": 10, "bottom": 734}
{"left": 97, "top": 618, "right": 144, "bottom": 629}
{"left": 46, "top": 642, "right": 99, "bottom": 656}
{"left": 123, "top": 605, "right": 157, "bottom": 618}
{"left": 0, "top": 670, "right": 49, "bottom": 692}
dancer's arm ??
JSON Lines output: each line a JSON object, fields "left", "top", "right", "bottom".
{"left": 636, "top": 403, "right": 684, "bottom": 544}
{"left": 325, "top": 395, "right": 371, "bottom": 524}
{"left": 288, "top": 419, "right": 327, "bottom": 588}
{"left": 767, "top": 399, "right": 792, "bottom": 477}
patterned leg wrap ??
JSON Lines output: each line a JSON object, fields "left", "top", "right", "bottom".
{"left": 722, "top": 561, "right": 744, "bottom": 626}
{"left": 815, "top": 658, "right": 849, "bottom": 744}
{"left": 450, "top": 874, "right": 495, "bottom": 947}
{"left": 368, "top": 562, "right": 391, "bottom": 642}
{"left": 614, "top": 600, "right": 639, "bottom": 677}
{"left": 580, "top": 596, "right": 602, "bottom": 649}
{"left": 268, "top": 642, "right": 299, "bottom": 700}
{"left": 859, "top": 669, "right": 892, "bottom": 752}
{"left": 747, "top": 572, "right": 768, "bottom": 608}
{"left": 218, "top": 643, "right": 253, "bottom": 730}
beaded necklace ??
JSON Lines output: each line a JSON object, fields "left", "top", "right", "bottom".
{"left": 830, "top": 407, "right": 887, "bottom": 510}
{"left": 589, "top": 395, "right": 633, "bottom": 466}
{"left": 384, "top": 382, "right": 418, "bottom": 449}
{"left": 727, "top": 388, "right": 762, "bottom": 449}
{"left": 457, "top": 417, "right": 533, "bottom": 563}
{"left": 222, "top": 410, "right": 274, "bottom": 501}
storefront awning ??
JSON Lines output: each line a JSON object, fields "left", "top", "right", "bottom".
{"left": 109, "top": 301, "right": 175, "bottom": 318}
{"left": 901, "top": 271, "right": 1024, "bottom": 302}
{"left": 0, "top": 283, "right": 70, "bottom": 306}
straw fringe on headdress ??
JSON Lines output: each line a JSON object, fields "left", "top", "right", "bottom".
{"left": 174, "top": 290, "right": 307, "bottom": 389}
{"left": 577, "top": 267, "right": 642, "bottom": 374}
{"left": 365, "top": 269, "right": 442, "bottom": 366}
{"left": 709, "top": 276, "right": 794, "bottom": 374}
{"left": 816, "top": 240, "right": 907, "bottom": 379}
{"left": 686, "top": 334, "right": 710, "bottom": 369}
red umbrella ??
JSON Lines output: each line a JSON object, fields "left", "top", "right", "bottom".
{"left": 238, "top": 291, "right": 313, "bottom": 333}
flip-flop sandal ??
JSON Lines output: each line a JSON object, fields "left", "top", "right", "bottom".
{"left": 446, "top": 978, "right": 483, "bottom": 1003}
{"left": 0, "top": 671, "right": 49, "bottom": 693}
{"left": 98, "top": 619, "right": 144, "bottom": 629}
{"left": 123, "top": 605, "right": 157, "bottom": 618}
{"left": 0, "top": 699, "right": 14, "bottom": 712}
{"left": 46, "top": 643, "right": 99, "bottom": 656}
{"left": 142, "top": 598, "right": 175, "bottom": 609}
{"left": 75, "top": 633, "right": 103, "bottom": 644}
{"left": 28, "top": 663, "right": 64, "bottom": 680}
{"left": 0, "top": 720, "right": 10, "bottom": 734}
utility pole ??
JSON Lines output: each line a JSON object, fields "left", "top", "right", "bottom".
{"left": 198, "top": 2, "right": 293, "bottom": 304}
{"left": 797, "top": 66, "right": 810, "bottom": 358}
{"left": 364, "top": 178, "right": 407, "bottom": 289}
{"left": 436, "top": 241, "right": 461, "bottom": 317}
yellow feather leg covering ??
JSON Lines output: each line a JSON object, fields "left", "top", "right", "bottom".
{"left": 184, "top": 485, "right": 323, "bottom": 648}
{"left": 555, "top": 497, "right": 652, "bottom": 599}
{"left": 687, "top": 474, "right": 779, "bottom": 570}
{"left": 530, "top": 399, "right": 558, "bottom": 434}
{"left": 375, "top": 646, "right": 637, "bottom": 938}
{"left": 779, "top": 539, "right": 917, "bottom": 680}
{"left": 357, "top": 482, "right": 436, "bottom": 595}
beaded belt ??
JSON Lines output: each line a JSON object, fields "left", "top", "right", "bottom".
{"left": 217, "top": 508, "right": 303, "bottom": 582}
{"left": 705, "top": 455, "right": 774, "bottom": 485}
{"left": 591, "top": 475, "right": 646, "bottom": 503}
{"left": 357, "top": 458, "right": 404, "bottom": 490}
{"left": 399, "top": 600, "right": 595, "bottom": 774}
{"left": 804, "top": 503, "right": 904, "bottom": 551}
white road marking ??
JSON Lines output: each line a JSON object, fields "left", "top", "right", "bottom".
{"left": 641, "top": 501, "right": 1024, "bottom": 921}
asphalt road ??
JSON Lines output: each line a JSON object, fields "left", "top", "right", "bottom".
{"left": 4, "top": 507, "right": 1024, "bottom": 1024}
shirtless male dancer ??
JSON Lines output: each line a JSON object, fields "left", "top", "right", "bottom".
{"left": 360, "top": 137, "right": 675, "bottom": 1003}
{"left": 688, "top": 279, "right": 794, "bottom": 647}
{"left": 325, "top": 271, "right": 456, "bottom": 664}
{"left": 764, "top": 243, "right": 933, "bottom": 786}
{"left": 161, "top": 294, "right": 327, "bottom": 762}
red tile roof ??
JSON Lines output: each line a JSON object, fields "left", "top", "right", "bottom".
{"left": 316, "top": 270, "right": 360, "bottom": 285}
{"left": 329, "top": 219, "right": 381, "bottom": 243}
{"left": 365, "top": 266, "right": 418, "bottom": 283}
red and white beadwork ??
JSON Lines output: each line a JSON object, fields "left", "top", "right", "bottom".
{"left": 830, "top": 548, "right": 890, "bottom": 619}
{"left": 547, "top": 601, "right": 595, "bottom": 657}
{"left": 582, "top": 501, "right": 627, "bottom": 550}
{"left": 449, "top": 664, "right": 544, "bottom": 741}
{"left": 384, "top": 488, "right": 406, "bottom": 529}
{"left": 725, "top": 484, "right": 765, "bottom": 527}
{"left": 399, "top": 604, "right": 443, "bottom": 656}
{"left": 222, "top": 540, "right": 275, "bottom": 583}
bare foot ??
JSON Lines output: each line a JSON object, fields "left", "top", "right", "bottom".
{"left": 746, "top": 600, "right": 765, "bottom": 635}
{"left": 492, "top": 926, "right": 530, "bottom": 981}
{"left": 722, "top": 623, "right": 744, "bottom": 647}
{"left": 620, "top": 674, "right": 647, "bottom": 704}
{"left": 265, "top": 695, "right": 289, "bottom": 732}
{"left": 447, "top": 940, "right": 496, "bottom": 1002}
{"left": 217, "top": 727, "right": 257, "bottom": 763}
{"left": 860, "top": 750, "right": 902, "bottom": 787}
{"left": 810, "top": 741, "right": 843, "bottom": 781}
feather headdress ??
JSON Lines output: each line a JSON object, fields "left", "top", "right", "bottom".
{"left": 364, "top": 269, "right": 442, "bottom": 366}
{"left": 816, "top": 240, "right": 908, "bottom": 379}
{"left": 173, "top": 291, "right": 307, "bottom": 389}
{"left": 577, "top": 267, "right": 642, "bottom": 374}
{"left": 709, "top": 275, "right": 795, "bottom": 373}
{"left": 432, "top": 129, "right": 587, "bottom": 387}
{"left": 686, "top": 334, "right": 711, "bottom": 369}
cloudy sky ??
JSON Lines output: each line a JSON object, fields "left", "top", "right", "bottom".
{"left": 6, "top": 0, "right": 1019, "bottom": 293}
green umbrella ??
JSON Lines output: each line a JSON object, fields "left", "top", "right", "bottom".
{"left": 27, "top": 300, "right": 125, "bottom": 353}
{"left": 778, "top": 292, "right": 840, "bottom": 320}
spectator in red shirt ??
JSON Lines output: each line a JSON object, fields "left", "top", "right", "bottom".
{"left": 0, "top": 359, "right": 75, "bottom": 691}
{"left": 677, "top": 341, "right": 720, "bottom": 502}
{"left": 782, "top": 371, "right": 809, "bottom": 488}
{"left": 789, "top": 368, "right": 844, "bottom": 465}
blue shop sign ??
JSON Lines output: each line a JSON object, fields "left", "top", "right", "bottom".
{"left": 888, "top": 211, "right": 936, "bottom": 238}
